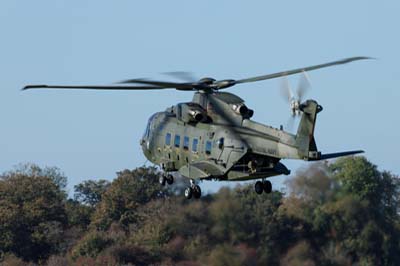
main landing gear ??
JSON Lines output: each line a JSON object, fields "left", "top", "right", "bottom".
{"left": 184, "top": 179, "right": 201, "bottom": 199}
{"left": 159, "top": 174, "right": 174, "bottom": 186}
{"left": 255, "top": 179, "right": 272, "bottom": 194}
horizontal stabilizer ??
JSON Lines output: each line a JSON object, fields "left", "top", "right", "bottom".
{"left": 317, "top": 150, "right": 364, "bottom": 160}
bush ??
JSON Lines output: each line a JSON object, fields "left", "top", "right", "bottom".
{"left": 70, "top": 231, "right": 113, "bottom": 260}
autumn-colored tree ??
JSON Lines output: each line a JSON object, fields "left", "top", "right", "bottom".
{"left": 3, "top": 163, "right": 68, "bottom": 191}
{"left": 0, "top": 164, "right": 67, "bottom": 262}
{"left": 74, "top": 179, "right": 110, "bottom": 207}
{"left": 284, "top": 157, "right": 400, "bottom": 265}
{"left": 91, "top": 166, "right": 170, "bottom": 231}
{"left": 1, "top": 158, "right": 399, "bottom": 266}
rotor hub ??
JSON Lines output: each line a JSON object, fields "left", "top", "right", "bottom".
{"left": 198, "top": 77, "right": 216, "bottom": 85}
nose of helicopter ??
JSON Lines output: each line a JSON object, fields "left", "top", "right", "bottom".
{"left": 141, "top": 113, "right": 157, "bottom": 159}
{"left": 139, "top": 138, "right": 146, "bottom": 147}
{"left": 140, "top": 137, "right": 151, "bottom": 160}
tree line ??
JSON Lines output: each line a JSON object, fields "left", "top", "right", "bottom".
{"left": 0, "top": 156, "right": 399, "bottom": 266}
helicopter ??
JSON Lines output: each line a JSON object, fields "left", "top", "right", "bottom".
{"left": 23, "top": 56, "right": 370, "bottom": 199}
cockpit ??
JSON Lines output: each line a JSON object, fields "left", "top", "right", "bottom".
{"left": 140, "top": 113, "right": 159, "bottom": 160}
{"left": 142, "top": 113, "right": 157, "bottom": 143}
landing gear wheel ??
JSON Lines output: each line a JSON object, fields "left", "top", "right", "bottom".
{"left": 166, "top": 174, "right": 174, "bottom": 185}
{"left": 255, "top": 181, "right": 263, "bottom": 194}
{"left": 263, "top": 180, "right": 272, "bottom": 194}
{"left": 159, "top": 175, "right": 166, "bottom": 186}
{"left": 184, "top": 187, "right": 193, "bottom": 199}
{"left": 193, "top": 185, "right": 202, "bottom": 199}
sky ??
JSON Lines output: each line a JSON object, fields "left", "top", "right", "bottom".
{"left": 1, "top": 1, "right": 399, "bottom": 195}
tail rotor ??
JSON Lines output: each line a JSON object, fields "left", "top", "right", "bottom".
{"left": 280, "top": 71, "right": 312, "bottom": 130}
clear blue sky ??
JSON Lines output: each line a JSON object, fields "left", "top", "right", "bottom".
{"left": 1, "top": 1, "right": 399, "bottom": 194}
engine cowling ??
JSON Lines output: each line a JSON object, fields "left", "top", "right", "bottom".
{"left": 232, "top": 103, "right": 253, "bottom": 118}
{"left": 175, "top": 103, "right": 207, "bottom": 123}
{"left": 188, "top": 109, "right": 204, "bottom": 122}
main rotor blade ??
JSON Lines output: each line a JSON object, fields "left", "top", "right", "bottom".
{"left": 162, "top": 71, "right": 197, "bottom": 82}
{"left": 24, "top": 56, "right": 371, "bottom": 92}
{"left": 22, "top": 84, "right": 174, "bottom": 91}
{"left": 234, "top": 56, "right": 372, "bottom": 85}
{"left": 117, "top": 78, "right": 194, "bottom": 90}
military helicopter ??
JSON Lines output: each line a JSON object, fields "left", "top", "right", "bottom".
{"left": 23, "top": 56, "right": 370, "bottom": 199}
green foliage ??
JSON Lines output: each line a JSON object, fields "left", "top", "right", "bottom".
{"left": 280, "top": 241, "right": 316, "bottom": 266}
{"left": 209, "top": 186, "right": 282, "bottom": 245}
{"left": 129, "top": 199, "right": 181, "bottom": 250}
{"left": 1, "top": 158, "right": 400, "bottom": 266}
{"left": 70, "top": 231, "right": 113, "bottom": 259}
{"left": 0, "top": 164, "right": 67, "bottom": 262}
{"left": 1, "top": 254, "right": 27, "bottom": 266}
{"left": 74, "top": 255, "right": 117, "bottom": 266}
{"left": 91, "top": 166, "right": 170, "bottom": 230}
{"left": 330, "top": 156, "right": 399, "bottom": 216}
{"left": 331, "top": 157, "right": 380, "bottom": 200}
{"left": 285, "top": 157, "right": 400, "bottom": 265}
{"left": 65, "top": 199, "right": 93, "bottom": 229}
{"left": 3, "top": 163, "right": 68, "bottom": 191}
{"left": 204, "top": 244, "right": 245, "bottom": 266}
{"left": 45, "top": 255, "right": 69, "bottom": 266}
{"left": 74, "top": 179, "right": 110, "bottom": 207}
{"left": 105, "top": 244, "right": 155, "bottom": 265}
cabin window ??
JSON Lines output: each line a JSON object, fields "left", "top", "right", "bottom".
{"left": 192, "top": 138, "right": 198, "bottom": 152}
{"left": 217, "top": 137, "right": 224, "bottom": 149}
{"left": 165, "top": 133, "right": 171, "bottom": 146}
{"left": 174, "top": 135, "right": 181, "bottom": 148}
{"left": 183, "top": 136, "right": 189, "bottom": 150}
{"left": 205, "top": 140, "right": 212, "bottom": 155}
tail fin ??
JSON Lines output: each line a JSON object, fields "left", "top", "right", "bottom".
{"left": 295, "top": 100, "right": 364, "bottom": 160}
{"left": 295, "top": 100, "right": 323, "bottom": 160}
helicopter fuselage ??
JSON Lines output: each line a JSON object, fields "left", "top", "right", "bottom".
{"left": 140, "top": 91, "right": 322, "bottom": 181}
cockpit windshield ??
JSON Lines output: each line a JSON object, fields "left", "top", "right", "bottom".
{"left": 143, "top": 113, "right": 157, "bottom": 140}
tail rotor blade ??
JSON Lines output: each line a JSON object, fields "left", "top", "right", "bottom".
{"left": 297, "top": 71, "right": 311, "bottom": 101}
{"left": 280, "top": 76, "right": 293, "bottom": 103}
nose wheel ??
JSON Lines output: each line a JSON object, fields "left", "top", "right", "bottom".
{"left": 184, "top": 179, "right": 201, "bottom": 199}
{"left": 255, "top": 180, "right": 272, "bottom": 194}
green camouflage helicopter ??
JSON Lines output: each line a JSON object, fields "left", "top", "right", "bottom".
{"left": 23, "top": 57, "right": 369, "bottom": 199}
